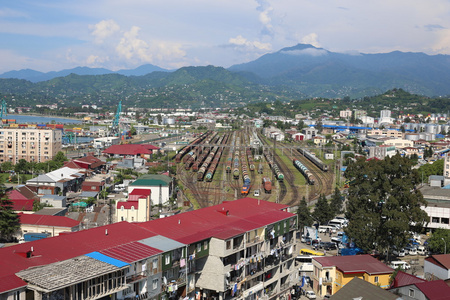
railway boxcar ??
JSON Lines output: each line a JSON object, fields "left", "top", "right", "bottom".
{"left": 298, "top": 148, "right": 329, "bottom": 171}
{"left": 262, "top": 177, "right": 272, "bottom": 194}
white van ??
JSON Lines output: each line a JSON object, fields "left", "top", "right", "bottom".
{"left": 390, "top": 261, "right": 411, "bottom": 270}
{"left": 328, "top": 218, "right": 347, "bottom": 228}
{"left": 417, "top": 245, "right": 428, "bottom": 256}
{"left": 318, "top": 225, "right": 336, "bottom": 233}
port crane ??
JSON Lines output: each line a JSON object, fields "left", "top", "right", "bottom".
{"left": 109, "top": 100, "right": 122, "bottom": 137}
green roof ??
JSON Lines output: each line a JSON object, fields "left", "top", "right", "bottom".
{"left": 130, "top": 174, "right": 171, "bottom": 187}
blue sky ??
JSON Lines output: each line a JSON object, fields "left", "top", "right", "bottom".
{"left": 1, "top": 0, "right": 450, "bottom": 73}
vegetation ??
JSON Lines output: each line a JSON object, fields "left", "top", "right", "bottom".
{"left": 297, "top": 197, "right": 313, "bottom": 230}
{"left": 427, "top": 228, "right": 450, "bottom": 254}
{"left": 418, "top": 159, "right": 444, "bottom": 180}
{"left": 344, "top": 153, "right": 428, "bottom": 253}
{"left": 0, "top": 184, "right": 20, "bottom": 241}
{"left": 312, "top": 194, "right": 334, "bottom": 226}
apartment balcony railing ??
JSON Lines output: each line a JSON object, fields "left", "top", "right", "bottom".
{"left": 126, "top": 272, "right": 147, "bottom": 284}
{"left": 322, "top": 277, "right": 333, "bottom": 285}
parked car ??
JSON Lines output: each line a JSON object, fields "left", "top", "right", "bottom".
{"left": 323, "top": 242, "right": 338, "bottom": 251}
{"left": 392, "top": 248, "right": 406, "bottom": 257}
{"left": 417, "top": 245, "right": 428, "bottom": 256}
{"left": 305, "top": 237, "right": 312, "bottom": 245}
{"left": 305, "top": 291, "right": 317, "bottom": 299}
{"left": 405, "top": 246, "right": 417, "bottom": 255}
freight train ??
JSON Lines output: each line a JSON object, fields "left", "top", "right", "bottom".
{"left": 263, "top": 150, "right": 284, "bottom": 181}
{"left": 262, "top": 177, "right": 272, "bottom": 194}
{"left": 293, "top": 159, "right": 315, "bottom": 185}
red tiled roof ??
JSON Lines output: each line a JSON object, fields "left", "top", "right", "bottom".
{"left": 117, "top": 200, "right": 139, "bottom": 209}
{"left": 389, "top": 271, "right": 426, "bottom": 288}
{"left": 414, "top": 280, "right": 450, "bottom": 300}
{"left": 136, "top": 197, "right": 292, "bottom": 244}
{"left": 19, "top": 213, "right": 80, "bottom": 228}
{"left": 100, "top": 241, "right": 161, "bottom": 263}
{"left": 314, "top": 255, "right": 393, "bottom": 275}
{"left": 102, "top": 144, "right": 158, "bottom": 156}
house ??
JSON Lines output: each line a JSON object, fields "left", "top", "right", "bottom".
{"left": 18, "top": 213, "right": 80, "bottom": 237}
{"left": 116, "top": 189, "right": 152, "bottom": 222}
{"left": 312, "top": 254, "right": 393, "bottom": 296}
{"left": 390, "top": 278, "right": 450, "bottom": 300}
{"left": 313, "top": 135, "right": 326, "bottom": 146}
{"left": 303, "top": 127, "right": 318, "bottom": 140}
{"left": 102, "top": 143, "right": 160, "bottom": 159}
{"left": 331, "top": 277, "right": 398, "bottom": 300}
{"left": 25, "top": 167, "right": 85, "bottom": 196}
{"left": 128, "top": 174, "right": 172, "bottom": 206}
{"left": 40, "top": 194, "right": 67, "bottom": 208}
{"left": 0, "top": 198, "right": 299, "bottom": 300}
{"left": 8, "top": 185, "right": 39, "bottom": 212}
{"left": 64, "top": 155, "right": 105, "bottom": 172}
{"left": 424, "top": 254, "right": 450, "bottom": 280}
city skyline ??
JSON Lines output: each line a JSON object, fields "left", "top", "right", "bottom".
{"left": 1, "top": 0, "right": 450, "bottom": 73}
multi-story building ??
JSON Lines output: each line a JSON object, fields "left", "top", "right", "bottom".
{"left": 0, "top": 127, "right": 62, "bottom": 164}
{"left": 0, "top": 197, "right": 298, "bottom": 300}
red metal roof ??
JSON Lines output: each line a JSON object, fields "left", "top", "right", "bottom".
{"left": 19, "top": 213, "right": 81, "bottom": 228}
{"left": 389, "top": 271, "right": 426, "bottom": 289}
{"left": 0, "top": 222, "right": 157, "bottom": 292}
{"left": 100, "top": 241, "right": 161, "bottom": 263}
{"left": 314, "top": 255, "right": 393, "bottom": 275}
{"left": 8, "top": 190, "right": 28, "bottom": 201}
{"left": 425, "top": 254, "right": 450, "bottom": 270}
{"left": 414, "top": 280, "right": 450, "bottom": 300}
{"left": 117, "top": 200, "right": 139, "bottom": 209}
{"left": 137, "top": 197, "right": 292, "bottom": 244}
{"left": 102, "top": 144, "right": 158, "bottom": 156}
{"left": 130, "top": 189, "right": 151, "bottom": 196}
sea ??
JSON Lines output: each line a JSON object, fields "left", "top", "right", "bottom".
{"left": 6, "top": 114, "right": 93, "bottom": 144}
{"left": 7, "top": 114, "right": 82, "bottom": 124}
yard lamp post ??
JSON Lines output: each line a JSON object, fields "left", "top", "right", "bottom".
{"left": 442, "top": 238, "right": 447, "bottom": 255}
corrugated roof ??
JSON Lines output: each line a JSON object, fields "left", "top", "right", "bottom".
{"left": 102, "top": 144, "right": 156, "bottom": 156}
{"left": 414, "top": 280, "right": 450, "bottom": 300}
{"left": 425, "top": 254, "right": 450, "bottom": 270}
{"left": 85, "top": 251, "right": 129, "bottom": 268}
{"left": 389, "top": 270, "right": 426, "bottom": 288}
{"left": 314, "top": 255, "right": 393, "bottom": 275}
{"left": 130, "top": 189, "right": 151, "bottom": 196}
{"left": 19, "top": 213, "right": 80, "bottom": 228}
{"left": 131, "top": 179, "right": 169, "bottom": 187}
{"left": 100, "top": 241, "right": 162, "bottom": 263}
{"left": 139, "top": 235, "right": 185, "bottom": 252}
{"left": 331, "top": 277, "right": 398, "bottom": 300}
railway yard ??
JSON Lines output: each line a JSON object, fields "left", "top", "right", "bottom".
{"left": 175, "top": 129, "right": 336, "bottom": 209}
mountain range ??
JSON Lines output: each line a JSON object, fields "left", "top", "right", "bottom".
{"left": 2, "top": 44, "right": 450, "bottom": 99}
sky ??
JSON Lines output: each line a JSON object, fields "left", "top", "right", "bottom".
{"left": 1, "top": 0, "right": 450, "bottom": 73}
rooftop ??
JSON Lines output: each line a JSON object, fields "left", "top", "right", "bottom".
{"left": 314, "top": 254, "right": 393, "bottom": 275}
{"left": 19, "top": 213, "right": 80, "bottom": 228}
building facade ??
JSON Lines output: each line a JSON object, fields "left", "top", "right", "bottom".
{"left": 0, "top": 127, "right": 62, "bottom": 164}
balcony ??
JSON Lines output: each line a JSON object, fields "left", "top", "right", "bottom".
{"left": 322, "top": 277, "right": 333, "bottom": 285}
{"left": 126, "top": 272, "right": 147, "bottom": 284}
{"left": 282, "top": 253, "right": 293, "bottom": 262}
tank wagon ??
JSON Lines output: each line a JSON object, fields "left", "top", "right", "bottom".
{"left": 293, "top": 159, "right": 315, "bottom": 185}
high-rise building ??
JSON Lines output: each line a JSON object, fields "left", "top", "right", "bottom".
{"left": 0, "top": 127, "right": 62, "bottom": 164}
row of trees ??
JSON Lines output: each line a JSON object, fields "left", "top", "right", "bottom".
{"left": 0, "top": 151, "right": 68, "bottom": 175}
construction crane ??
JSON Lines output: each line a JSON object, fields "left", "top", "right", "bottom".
{"left": 109, "top": 100, "right": 122, "bottom": 137}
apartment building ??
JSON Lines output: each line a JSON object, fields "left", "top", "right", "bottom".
{"left": 0, "top": 127, "right": 62, "bottom": 164}
{"left": 0, "top": 198, "right": 299, "bottom": 300}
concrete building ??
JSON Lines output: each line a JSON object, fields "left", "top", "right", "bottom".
{"left": 339, "top": 110, "right": 352, "bottom": 119}
{"left": 0, "top": 198, "right": 298, "bottom": 300}
{"left": 424, "top": 254, "right": 450, "bottom": 280}
{"left": 128, "top": 174, "right": 172, "bottom": 206}
{"left": 116, "top": 189, "right": 151, "bottom": 222}
{"left": 368, "top": 145, "right": 396, "bottom": 160}
{"left": 0, "top": 127, "right": 62, "bottom": 164}
{"left": 367, "top": 129, "right": 403, "bottom": 139}
{"left": 444, "top": 153, "right": 450, "bottom": 184}
{"left": 18, "top": 213, "right": 80, "bottom": 238}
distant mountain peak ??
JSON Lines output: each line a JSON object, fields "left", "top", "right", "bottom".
{"left": 278, "top": 43, "right": 329, "bottom": 56}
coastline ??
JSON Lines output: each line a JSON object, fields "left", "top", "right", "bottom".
{"left": 10, "top": 113, "right": 82, "bottom": 121}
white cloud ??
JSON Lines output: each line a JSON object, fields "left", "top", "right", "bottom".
{"left": 116, "top": 26, "right": 186, "bottom": 65}
{"left": 86, "top": 55, "right": 110, "bottom": 66}
{"left": 300, "top": 33, "right": 321, "bottom": 48}
{"left": 90, "top": 19, "right": 120, "bottom": 44}
{"left": 255, "top": 0, "right": 274, "bottom": 36}
{"left": 229, "top": 35, "right": 271, "bottom": 51}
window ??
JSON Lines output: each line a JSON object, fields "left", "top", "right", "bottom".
{"left": 226, "top": 240, "right": 231, "bottom": 250}
{"left": 409, "top": 289, "right": 415, "bottom": 297}
{"left": 165, "top": 254, "right": 170, "bottom": 265}
{"left": 152, "top": 278, "right": 158, "bottom": 290}
{"left": 203, "top": 241, "right": 208, "bottom": 250}
{"left": 197, "top": 243, "right": 201, "bottom": 253}
{"left": 374, "top": 276, "right": 379, "bottom": 283}
{"left": 153, "top": 258, "right": 158, "bottom": 269}
{"left": 441, "top": 218, "right": 449, "bottom": 224}
{"left": 432, "top": 217, "right": 440, "bottom": 223}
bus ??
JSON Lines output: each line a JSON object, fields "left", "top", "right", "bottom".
{"left": 299, "top": 248, "right": 325, "bottom": 256}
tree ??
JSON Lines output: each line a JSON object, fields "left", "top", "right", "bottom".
{"left": 0, "top": 161, "right": 14, "bottom": 173}
{"left": 0, "top": 185, "right": 20, "bottom": 241}
{"left": 14, "top": 159, "right": 29, "bottom": 174}
{"left": 344, "top": 154, "right": 428, "bottom": 253}
{"left": 312, "top": 194, "right": 333, "bottom": 225}
{"left": 297, "top": 197, "right": 313, "bottom": 231}
{"left": 427, "top": 228, "right": 450, "bottom": 254}
{"left": 330, "top": 187, "right": 344, "bottom": 215}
